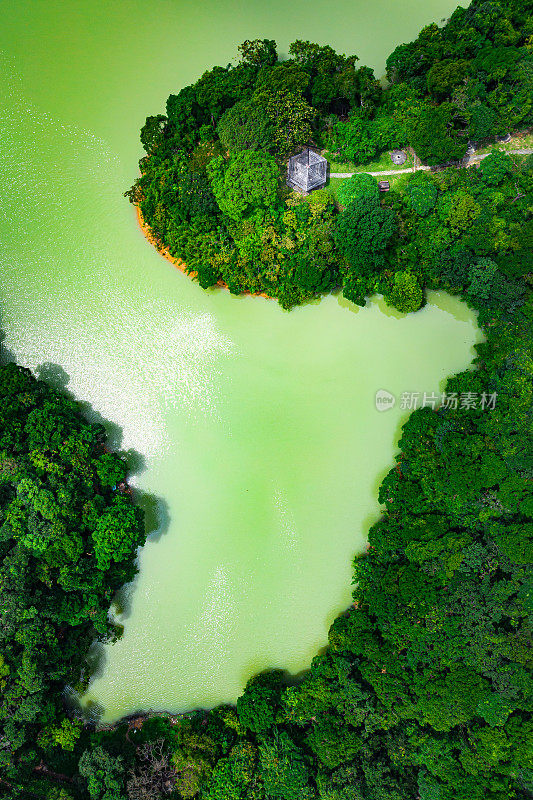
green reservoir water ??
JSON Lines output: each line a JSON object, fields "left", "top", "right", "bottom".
{"left": 0, "top": 0, "right": 480, "bottom": 722}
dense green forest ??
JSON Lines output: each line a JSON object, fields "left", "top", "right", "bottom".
{"left": 127, "top": 0, "right": 533, "bottom": 308}
{"left": 1, "top": 1, "right": 532, "bottom": 799}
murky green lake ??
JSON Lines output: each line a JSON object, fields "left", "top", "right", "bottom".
{"left": 0, "top": 0, "right": 479, "bottom": 721}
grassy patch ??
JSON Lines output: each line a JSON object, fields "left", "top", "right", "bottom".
{"left": 474, "top": 131, "right": 533, "bottom": 156}
{"left": 324, "top": 149, "right": 414, "bottom": 174}
{"left": 325, "top": 170, "right": 411, "bottom": 201}
{"left": 324, "top": 176, "right": 345, "bottom": 201}
{"left": 384, "top": 172, "right": 411, "bottom": 192}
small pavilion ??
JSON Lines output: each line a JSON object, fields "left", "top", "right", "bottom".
{"left": 287, "top": 148, "right": 328, "bottom": 193}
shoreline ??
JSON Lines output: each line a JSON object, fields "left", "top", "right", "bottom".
{"left": 135, "top": 206, "right": 273, "bottom": 300}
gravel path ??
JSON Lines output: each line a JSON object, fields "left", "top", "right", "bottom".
{"left": 329, "top": 148, "right": 533, "bottom": 179}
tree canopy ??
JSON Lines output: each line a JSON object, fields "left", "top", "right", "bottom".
{"left": 128, "top": 1, "right": 532, "bottom": 309}
{"left": 207, "top": 150, "right": 280, "bottom": 220}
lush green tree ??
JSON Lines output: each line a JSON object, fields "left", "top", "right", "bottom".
{"left": 78, "top": 746, "right": 126, "bottom": 800}
{"left": 473, "top": 45, "right": 522, "bottom": 83}
{"left": 45, "top": 789, "right": 76, "bottom": 800}
{"left": 386, "top": 39, "right": 432, "bottom": 83}
{"left": 170, "top": 721, "right": 218, "bottom": 798}
{"left": 405, "top": 174, "right": 438, "bottom": 216}
{"left": 258, "top": 731, "right": 313, "bottom": 800}
{"left": 96, "top": 453, "right": 127, "bottom": 488}
{"left": 330, "top": 110, "right": 402, "bottom": 165}
{"left": 165, "top": 86, "right": 202, "bottom": 148}
{"left": 238, "top": 39, "right": 277, "bottom": 67}
{"left": 173, "top": 170, "right": 219, "bottom": 222}
{"left": 288, "top": 39, "right": 347, "bottom": 73}
{"left": 92, "top": 497, "right": 144, "bottom": 571}
{"left": 386, "top": 270, "right": 424, "bottom": 313}
{"left": 207, "top": 150, "right": 279, "bottom": 220}
{"left": 0, "top": 362, "right": 146, "bottom": 797}
{"left": 202, "top": 741, "right": 257, "bottom": 800}
{"left": 467, "top": 103, "right": 497, "bottom": 142}
{"left": 236, "top": 670, "right": 285, "bottom": 734}
{"left": 140, "top": 115, "right": 167, "bottom": 154}
{"left": 217, "top": 101, "right": 273, "bottom": 154}
{"left": 265, "top": 92, "right": 316, "bottom": 157}
{"left": 410, "top": 103, "right": 468, "bottom": 165}
{"left": 467, "top": 257, "right": 525, "bottom": 310}
{"left": 350, "top": 65, "right": 383, "bottom": 113}
{"left": 335, "top": 183, "right": 396, "bottom": 303}
{"left": 426, "top": 59, "right": 470, "bottom": 100}
{"left": 436, "top": 189, "right": 481, "bottom": 235}
{"left": 254, "top": 62, "right": 310, "bottom": 100}
{"left": 337, "top": 173, "right": 379, "bottom": 207}
{"left": 479, "top": 148, "right": 513, "bottom": 186}
{"left": 195, "top": 65, "right": 256, "bottom": 125}
{"left": 37, "top": 718, "right": 81, "bottom": 752}
{"left": 333, "top": 116, "right": 380, "bottom": 164}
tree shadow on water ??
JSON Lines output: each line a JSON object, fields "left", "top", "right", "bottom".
{"left": 81, "top": 486, "right": 171, "bottom": 723}
{"left": 33, "top": 361, "right": 125, "bottom": 452}
{"left": 138, "top": 490, "right": 171, "bottom": 545}
{"left": 0, "top": 328, "right": 17, "bottom": 366}
{"left": 0, "top": 330, "right": 175, "bottom": 719}
{"left": 35, "top": 361, "right": 71, "bottom": 391}
{"left": 111, "top": 491, "right": 171, "bottom": 623}
{"left": 30, "top": 360, "right": 172, "bottom": 718}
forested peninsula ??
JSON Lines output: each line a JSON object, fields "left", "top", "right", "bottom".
{"left": 1, "top": 1, "right": 532, "bottom": 799}
{"left": 128, "top": 0, "right": 533, "bottom": 310}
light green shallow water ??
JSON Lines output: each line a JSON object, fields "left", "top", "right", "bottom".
{"left": 0, "top": 0, "right": 479, "bottom": 722}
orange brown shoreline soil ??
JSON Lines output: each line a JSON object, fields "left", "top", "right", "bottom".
{"left": 135, "top": 206, "right": 273, "bottom": 300}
